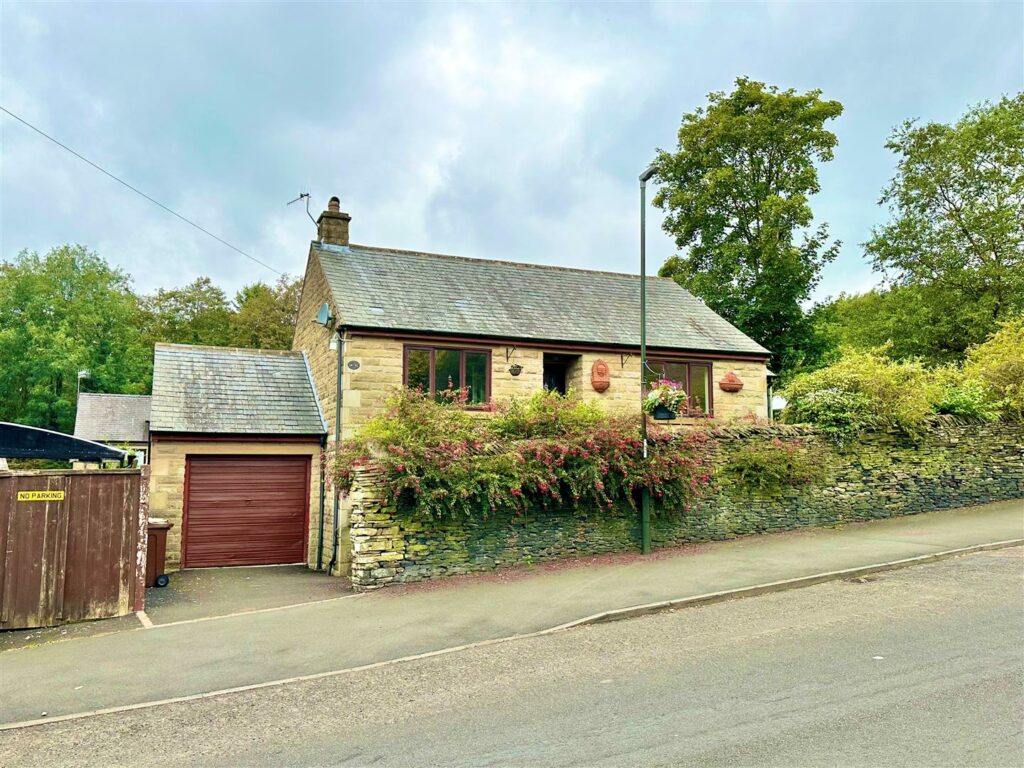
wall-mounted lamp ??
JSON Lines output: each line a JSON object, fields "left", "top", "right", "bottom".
{"left": 508, "top": 364, "right": 523, "bottom": 376}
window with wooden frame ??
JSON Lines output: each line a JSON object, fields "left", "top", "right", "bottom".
{"left": 643, "top": 360, "right": 714, "bottom": 417}
{"left": 403, "top": 345, "right": 491, "bottom": 405}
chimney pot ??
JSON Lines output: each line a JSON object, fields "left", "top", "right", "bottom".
{"left": 317, "top": 196, "right": 351, "bottom": 246}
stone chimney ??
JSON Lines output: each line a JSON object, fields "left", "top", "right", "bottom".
{"left": 317, "top": 196, "right": 351, "bottom": 246}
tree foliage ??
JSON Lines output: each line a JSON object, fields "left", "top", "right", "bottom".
{"left": 964, "top": 318, "right": 1024, "bottom": 419}
{"left": 140, "top": 276, "right": 233, "bottom": 347}
{"left": 653, "top": 77, "right": 843, "bottom": 376}
{"left": 864, "top": 94, "right": 1024, "bottom": 355}
{"left": 810, "top": 284, "right": 980, "bottom": 365}
{"left": 1, "top": 244, "right": 304, "bottom": 430}
{"left": 0, "top": 246, "right": 150, "bottom": 432}
{"left": 228, "top": 275, "right": 302, "bottom": 349}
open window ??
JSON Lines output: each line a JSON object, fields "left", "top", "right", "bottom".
{"left": 542, "top": 353, "right": 581, "bottom": 396}
{"left": 644, "top": 360, "right": 713, "bottom": 417}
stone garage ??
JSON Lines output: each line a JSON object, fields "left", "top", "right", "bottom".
{"left": 147, "top": 343, "right": 327, "bottom": 571}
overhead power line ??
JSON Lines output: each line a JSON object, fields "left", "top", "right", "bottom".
{"left": 0, "top": 105, "right": 284, "bottom": 276}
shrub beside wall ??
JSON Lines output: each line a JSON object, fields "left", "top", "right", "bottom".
{"left": 348, "top": 418, "right": 1024, "bottom": 588}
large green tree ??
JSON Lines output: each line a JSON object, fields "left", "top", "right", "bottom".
{"left": 0, "top": 246, "right": 150, "bottom": 432}
{"left": 864, "top": 94, "right": 1024, "bottom": 355}
{"left": 229, "top": 275, "right": 301, "bottom": 349}
{"left": 141, "top": 276, "right": 233, "bottom": 347}
{"left": 810, "top": 283, "right": 982, "bottom": 365}
{"left": 653, "top": 78, "right": 843, "bottom": 376}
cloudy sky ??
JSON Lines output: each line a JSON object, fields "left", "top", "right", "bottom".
{"left": 2, "top": 1, "right": 1021, "bottom": 302}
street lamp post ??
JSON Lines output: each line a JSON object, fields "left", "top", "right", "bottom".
{"left": 639, "top": 164, "right": 657, "bottom": 555}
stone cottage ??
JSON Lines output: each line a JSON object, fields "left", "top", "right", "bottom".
{"left": 293, "top": 197, "right": 771, "bottom": 574}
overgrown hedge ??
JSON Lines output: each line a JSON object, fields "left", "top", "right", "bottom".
{"left": 781, "top": 319, "right": 1024, "bottom": 439}
{"left": 335, "top": 389, "right": 716, "bottom": 521}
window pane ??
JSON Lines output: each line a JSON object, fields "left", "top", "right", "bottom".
{"left": 434, "top": 349, "right": 461, "bottom": 400}
{"left": 646, "top": 361, "right": 688, "bottom": 391}
{"left": 690, "top": 365, "right": 710, "bottom": 415}
{"left": 465, "top": 352, "right": 487, "bottom": 404}
{"left": 407, "top": 349, "right": 430, "bottom": 393}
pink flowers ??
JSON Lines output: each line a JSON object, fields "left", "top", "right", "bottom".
{"left": 331, "top": 386, "right": 718, "bottom": 521}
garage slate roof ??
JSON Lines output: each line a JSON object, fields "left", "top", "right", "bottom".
{"left": 73, "top": 393, "right": 151, "bottom": 443}
{"left": 151, "top": 344, "right": 327, "bottom": 435}
{"left": 313, "top": 243, "right": 769, "bottom": 356}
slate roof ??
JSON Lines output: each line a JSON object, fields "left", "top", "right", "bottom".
{"left": 313, "top": 243, "right": 769, "bottom": 356}
{"left": 73, "top": 394, "right": 151, "bottom": 444}
{"left": 150, "top": 344, "right": 326, "bottom": 435}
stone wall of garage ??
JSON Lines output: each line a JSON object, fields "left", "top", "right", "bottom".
{"left": 148, "top": 437, "right": 323, "bottom": 571}
{"left": 345, "top": 419, "right": 1024, "bottom": 588}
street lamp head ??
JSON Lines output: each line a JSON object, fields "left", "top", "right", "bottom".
{"left": 639, "top": 164, "right": 657, "bottom": 184}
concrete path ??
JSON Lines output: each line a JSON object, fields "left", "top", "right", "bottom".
{"left": 143, "top": 564, "right": 354, "bottom": 625}
{"left": 2, "top": 500, "right": 1021, "bottom": 726}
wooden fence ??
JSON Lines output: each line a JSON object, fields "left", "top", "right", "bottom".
{"left": 0, "top": 468, "right": 147, "bottom": 630}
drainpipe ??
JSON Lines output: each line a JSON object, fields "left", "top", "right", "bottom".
{"left": 326, "top": 327, "right": 345, "bottom": 576}
{"left": 316, "top": 432, "right": 327, "bottom": 569}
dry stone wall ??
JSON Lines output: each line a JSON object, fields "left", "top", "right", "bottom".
{"left": 347, "top": 419, "right": 1024, "bottom": 589}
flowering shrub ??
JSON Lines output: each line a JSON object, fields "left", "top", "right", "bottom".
{"left": 642, "top": 379, "right": 688, "bottom": 415}
{"left": 334, "top": 389, "right": 715, "bottom": 521}
{"left": 722, "top": 438, "right": 828, "bottom": 493}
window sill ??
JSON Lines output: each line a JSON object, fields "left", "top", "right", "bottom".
{"left": 648, "top": 413, "right": 714, "bottom": 422}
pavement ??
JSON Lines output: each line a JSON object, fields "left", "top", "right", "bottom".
{"left": 2, "top": 545, "right": 1021, "bottom": 766}
{"left": 0, "top": 499, "right": 1021, "bottom": 727}
{"left": 1, "top": 566, "right": 354, "bottom": 653}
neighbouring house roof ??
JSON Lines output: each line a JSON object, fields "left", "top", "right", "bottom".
{"left": 312, "top": 243, "right": 769, "bottom": 356}
{"left": 150, "top": 344, "right": 327, "bottom": 435}
{"left": 73, "top": 393, "right": 151, "bottom": 444}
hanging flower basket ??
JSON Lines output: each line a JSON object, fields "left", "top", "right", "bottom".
{"left": 643, "top": 379, "right": 687, "bottom": 420}
{"left": 651, "top": 403, "right": 676, "bottom": 420}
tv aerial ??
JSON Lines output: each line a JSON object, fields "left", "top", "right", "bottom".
{"left": 287, "top": 192, "right": 317, "bottom": 228}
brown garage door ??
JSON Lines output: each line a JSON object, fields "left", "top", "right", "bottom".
{"left": 184, "top": 456, "right": 310, "bottom": 568}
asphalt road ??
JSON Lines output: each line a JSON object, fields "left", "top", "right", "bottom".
{"left": 2, "top": 547, "right": 1022, "bottom": 767}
